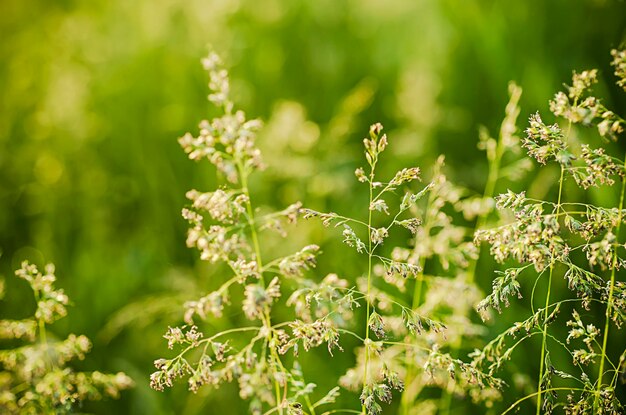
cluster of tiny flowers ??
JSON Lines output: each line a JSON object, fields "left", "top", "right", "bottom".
{"left": 549, "top": 68, "right": 625, "bottom": 141}
{"left": 242, "top": 277, "right": 281, "bottom": 320}
{"left": 179, "top": 52, "right": 263, "bottom": 183}
{"left": 566, "top": 310, "right": 600, "bottom": 365}
{"left": 286, "top": 273, "right": 357, "bottom": 325}
{"left": 612, "top": 48, "right": 626, "bottom": 91}
{"left": 575, "top": 144, "right": 624, "bottom": 188}
{"left": 523, "top": 113, "right": 567, "bottom": 164}
{"left": 279, "top": 319, "right": 342, "bottom": 356}
{"left": 0, "top": 262, "right": 133, "bottom": 414}
{"left": 15, "top": 262, "right": 69, "bottom": 324}
{"left": 0, "top": 319, "right": 37, "bottom": 342}
{"left": 475, "top": 191, "right": 569, "bottom": 272}
{"left": 186, "top": 188, "right": 248, "bottom": 223}
{"left": 278, "top": 244, "right": 320, "bottom": 278}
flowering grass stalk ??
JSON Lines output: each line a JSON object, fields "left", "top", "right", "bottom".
{"left": 151, "top": 51, "right": 344, "bottom": 415}
{"left": 0, "top": 262, "right": 133, "bottom": 414}
{"left": 474, "top": 49, "right": 626, "bottom": 414}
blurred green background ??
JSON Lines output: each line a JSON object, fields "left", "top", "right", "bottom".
{"left": 1, "top": 0, "right": 625, "bottom": 413}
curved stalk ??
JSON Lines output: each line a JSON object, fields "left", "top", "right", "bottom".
{"left": 593, "top": 152, "right": 626, "bottom": 410}
{"left": 535, "top": 162, "right": 565, "bottom": 414}
{"left": 504, "top": 387, "right": 586, "bottom": 415}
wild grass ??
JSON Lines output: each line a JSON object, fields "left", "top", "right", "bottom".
{"left": 151, "top": 49, "right": 626, "bottom": 414}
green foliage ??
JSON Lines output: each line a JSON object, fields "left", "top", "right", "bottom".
{"left": 1, "top": 1, "right": 626, "bottom": 414}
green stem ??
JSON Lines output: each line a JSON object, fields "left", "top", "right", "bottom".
{"left": 239, "top": 163, "right": 265, "bottom": 284}
{"left": 362, "top": 168, "right": 375, "bottom": 415}
{"left": 237, "top": 161, "right": 284, "bottom": 415}
{"left": 594, "top": 152, "right": 626, "bottom": 410}
{"left": 535, "top": 266, "right": 553, "bottom": 415}
{"left": 33, "top": 289, "right": 52, "bottom": 372}
{"left": 304, "top": 394, "right": 316, "bottom": 415}
{"left": 34, "top": 291, "right": 47, "bottom": 346}
{"left": 536, "top": 163, "right": 565, "bottom": 414}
